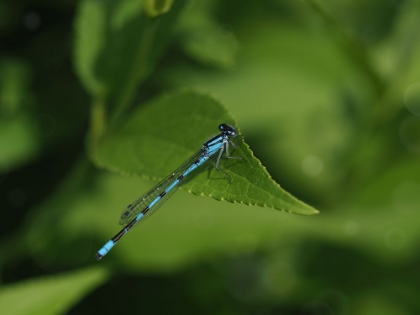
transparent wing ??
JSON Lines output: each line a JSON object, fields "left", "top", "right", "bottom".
{"left": 119, "top": 149, "right": 204, "bottom": 226}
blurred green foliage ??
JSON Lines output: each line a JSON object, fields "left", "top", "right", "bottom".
{"left": 1, "top": 0, "right": 420, "bottom": 314}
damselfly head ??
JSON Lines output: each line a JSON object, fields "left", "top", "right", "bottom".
{"left": 219, "top": 123, "right": 237, "bottom": 138}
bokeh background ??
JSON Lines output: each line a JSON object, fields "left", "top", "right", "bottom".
{"left": 1, "top": 0, "right": 420, "bottom": 314}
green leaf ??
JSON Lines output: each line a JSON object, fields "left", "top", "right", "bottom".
{"left": 92, "top": 89, "right": 317, "bottom": 215}
{"left": 0, "top": 114, "right": 39, "bottom": 172}
{"left": 73, "top": 0, "right": 186, "bottom": 108}
{"left": 0, "top": 267, "right": 108, "bottom": 315}
{"left": 177, "top": 1, "right": 237, "bottom": 68}
{"left": 0, "top": 60, "right": 40, "bottom": 172}
{"left": 143, "top": 0, "right": 174, "bottom": 18}
{"left": 73, "top": 0, "right": 107, "bottom": 98}
{"left": 181, "top": 25, "right": 238, "bottom": 69}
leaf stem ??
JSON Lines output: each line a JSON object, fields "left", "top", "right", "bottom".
{"left": 88, "top": 98, "right": 106, "bottom": 160}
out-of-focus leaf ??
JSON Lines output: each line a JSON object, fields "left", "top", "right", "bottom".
{"left": 305, "top": 156, "right": 420, "bottom": 263}
{"left": 0, "top": 60, "right": 39, "bottom": 172}
{"left": 73, "top": 0, "right": 186, "bottom": 107}
{"left": 143, "top": 0, "right": 174, "bottom": 18}
{"left": 370, "top": 0, "right": 420, "bottom": 123}
{"left": 308, "top": 0, "right": 405, "bottom": 43}
{"left": 0, "top": 267, "right": 108, "bottom": 315}
{"left": 0, "top": 60, "right": 30, "bottom": 116}
{"left": 92, "top": 90, "right": 317, "bottom": 215}
{"left": 177, "top": 1, "right": 237, "bottom": 68}
{"left": 73, "top": 0, "right": 107, "bottom": 97}
{"left": 182, "top": 26, "right": 238, "bottom": 68}
{"left": 352, "top": 291, "right": 412, "bottom": 315}
{"left": 0, "top": 114, "right": 39, "bottom": 172}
